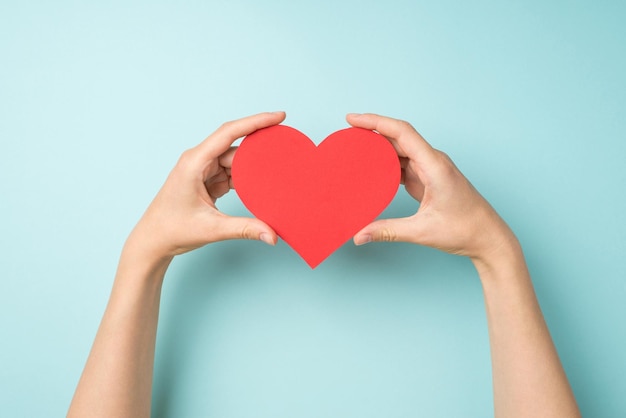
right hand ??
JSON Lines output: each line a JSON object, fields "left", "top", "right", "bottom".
{"left": 347, "top": 113, "right": 519, "bottom": 263}
{"left": 125, "top": 112, "right": 284, "bottom": 264}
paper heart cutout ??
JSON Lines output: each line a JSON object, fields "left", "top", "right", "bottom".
{"left": 232, "top": 125, "right": 400, "bottom": 268}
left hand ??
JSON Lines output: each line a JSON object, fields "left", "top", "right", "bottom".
{"left": 125, "top": 112, "right": 285, "bottom": 262}
{"left": 347, "top": 113, "right": 516, "bottom": 263}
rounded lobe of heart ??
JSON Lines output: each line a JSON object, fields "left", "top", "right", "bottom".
{"left": 232, "top": 125, "right": 400, "bottom": 268}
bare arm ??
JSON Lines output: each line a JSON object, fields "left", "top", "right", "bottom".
{"left": 475, "top": 241, "right": 579, "bottom": 417}
{"left": 67, "top": 112, "right": 284, "bottom": 418}
{"left": 347, "top": 113, "right": 580, "bottom": 418}
{"left": 66, "top": 248, "right": 169, "bottom": 417}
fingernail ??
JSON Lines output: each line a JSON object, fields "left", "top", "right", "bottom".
{"left": 271, "top": 111, "right": 284, "bottom": 114}
{"left": 347, "top": 113, "right": 362, "bottom": 118}
{"left": 354, "top": 234, "right": 372, "bottom": 246}
{"left": 260, "top": 233, "right": 275, "bottom": 246}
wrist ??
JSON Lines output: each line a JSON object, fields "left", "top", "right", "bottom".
{"left": 470, "top": 232, "right": 526, "bottom": 283}
{"left": 118, "top": 233, "right": 174, "bottom": 286}
{"left": 125, "top": 218, "right": 175, "bottom": 261}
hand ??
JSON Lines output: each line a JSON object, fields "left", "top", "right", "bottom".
{"left": 348, "top": 113, "right": 518, "bottom": 263}
{"left": 125, "top": 112, "right": 285, "bottom": 262}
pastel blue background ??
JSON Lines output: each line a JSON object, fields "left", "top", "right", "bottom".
{"left": 1, "top": 1, "right": 624, "bottom": 416}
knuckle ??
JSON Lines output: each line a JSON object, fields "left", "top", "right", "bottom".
{"left": 178, "top": 148, "right": 195, "bottom": 165}
{"left": 219, "top": 121, "right": 234, "bottom": 132}
{"left": 436, "top": 149, "right": 451, "bottom": 162}
{"left": 240, "top": 224, "right": 256, "bottom": 240}
{"left": 398, "top": 120, "right": 415, "bottom": 132}
{"left": 435, "top": 150, "right": 456, "bottom": 175}
{"left": 377, "top": 227, "right": 397, "bottom": 242}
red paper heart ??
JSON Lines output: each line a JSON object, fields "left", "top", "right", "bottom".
{"left": 232, "top": 125, "right": 400, "bottom": 268}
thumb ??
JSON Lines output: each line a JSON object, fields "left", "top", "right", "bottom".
{"left": 215, "top": 216, "right": 277, "bottom": 245}
{"left": 353, "top": 216, "right": 422, "bottom": 245}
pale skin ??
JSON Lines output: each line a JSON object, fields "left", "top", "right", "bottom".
{"left": 67, "top": 112, "right": 580, "bottom": 418}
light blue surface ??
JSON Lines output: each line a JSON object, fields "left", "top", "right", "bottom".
{"left": 1, "top": 1, "right": 625, "bottom": 416}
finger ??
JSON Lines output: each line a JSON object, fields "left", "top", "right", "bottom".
{"left": 207, "top": 179, "right": 230, "bottom": 200}
{"left": 195, "top": 112, "right": 286, "bottom": 160}
{"left": 381, "top": 134, "right": 409, "bottom": 158}
{"left": 405, "top": 178, "right": 426, "bottom": 202}
{"left": 346, "top": 113, "right": 437, "bottom": 165}
{"left": 207, "top": 170, "right": 228, "bottom": 184}
{"left": 353, "top": 216, "right": 425, "bottom": 246}
{"left": 204, "top": 168, "right": 229, "bottom": 195}
{"left": 213, "top": 215, "right": 278, "bottom": 245}
{"left": 218, "top": 146, "right": 238, "bottom": 168}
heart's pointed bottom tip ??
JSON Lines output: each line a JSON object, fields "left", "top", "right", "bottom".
{"left": 306, "top": 261, "right": 322, "bottom": 269}
{"left": 304, "top": 256, "right": 328, "bottom": 269}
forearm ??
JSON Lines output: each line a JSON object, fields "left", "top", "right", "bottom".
{"left": 68, "top": 243, "right": 171, "bottom": 418}
{"left": 474, "top": 240, "right": 580, "bottom": 418}
{"left": 67, "top": 112, "right": 281, "bottom": 417}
